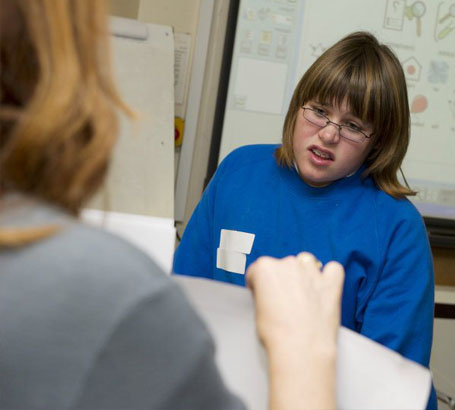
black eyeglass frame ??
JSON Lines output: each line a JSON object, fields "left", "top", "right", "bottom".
{"left": 301, "top": 106, "right": 373, "bottom": 143}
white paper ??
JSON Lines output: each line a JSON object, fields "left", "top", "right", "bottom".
{"left": 81, "top": 209, "right": 175, "bottom": 274}
{"left": 174, "top": 32, "right": 191, "bottom": 105}
{"left": 110, "top": 16, "right": 148, "bottom": 40}
{"left": 175, "top": 276, "right": 432, "bottom": 410}
{"left": 219, "top": 229, "right": 255, "bottom": 254}
{"left": 234, "top": 58, "right": 287, "bottom": 114}
{"left": 216, "top": 248, "right": 247, "bottom": 275}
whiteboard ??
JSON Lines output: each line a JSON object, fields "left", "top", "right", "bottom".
{"left": 218, "top": 0, "right": 455, "bottom": 221}
{"left": 89, "top": 18, "right": 175, "bottom": 219}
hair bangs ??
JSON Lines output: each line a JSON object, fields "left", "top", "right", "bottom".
{"left": 301, "top": 56, "right": 380, "bottom": 128}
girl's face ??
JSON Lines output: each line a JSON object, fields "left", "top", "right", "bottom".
{"left": 292, "top": 99, "right": 374, "bottom": 187}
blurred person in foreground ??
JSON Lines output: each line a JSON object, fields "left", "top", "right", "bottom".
{"left": 0, "top": 0, "right": 344, "bottom": 408}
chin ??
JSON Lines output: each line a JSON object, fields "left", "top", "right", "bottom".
{"left": 308, "top": 180, "right": 331, "bottom": 188}
{"left": 303, "top": 176, "right": 331, "bottom": 188}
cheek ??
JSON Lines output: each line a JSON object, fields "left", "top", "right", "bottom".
{"left": 345, "top": 144, "right": 372, "bottom": 166}
{"left": 359, "top": 140, "right": 375, "bottom": 162}
{"left": 292, "top": 125, "right": 312, "bottom": 150}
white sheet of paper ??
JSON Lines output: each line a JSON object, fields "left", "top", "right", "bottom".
{"left": 81, "top": 209, "right": 175, "bottom": 274}
{"left": 234, "top": 58, "right": 287, "bottom": 114}
{"left": 219, "top": 229, "right": 255, "bottom": 254}
{"left": 175, "top": 276, "right": 432, "bottom": 410}
{"left": 174, "top": 32, "right": 191, "bottom": 105}
{"left": 216, "top": 248, "right": 247, "bottom": 275}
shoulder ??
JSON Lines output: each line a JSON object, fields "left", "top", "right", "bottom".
{"left": 1, "top": 197, "right": 175, "bottom": 309}
{"left": 50, "top": 220, "right": 172, "bottom": 294}
{"left": 3, "top": 215, "right": 204, "bottom": 359}
{"left": 352, "top": 177, "right": 424, "bottom": 225}
{"left": 376, "top": 191, "right": 424, "bottom": 224}
{"left": 372, "top": 191, "right": 428, "bottom": 246}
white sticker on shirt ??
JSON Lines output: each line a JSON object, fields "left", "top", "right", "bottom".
{"left": 216, "top": 248, "right": 247, "bottom": 274}
{"left": 219, "top": 229, "right": 255, "bottom": 254}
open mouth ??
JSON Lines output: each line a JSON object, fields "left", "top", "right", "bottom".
{"left": 309, "top": 147, "right": 334, "bottom": 161}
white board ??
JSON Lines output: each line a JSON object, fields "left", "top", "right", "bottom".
{"left": 90, "top": 17, "right": 175, "bottom": 219}
{"left": 219, "top": 0, "right": 455, "bottom": 221}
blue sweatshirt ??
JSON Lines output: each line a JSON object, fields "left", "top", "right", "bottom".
{"left": 174, "top": 144, "right": 436, "bottom": 408}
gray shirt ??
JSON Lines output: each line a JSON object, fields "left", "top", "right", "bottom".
{"left": 0, "top": 195, "right": 244, "bottom": 409}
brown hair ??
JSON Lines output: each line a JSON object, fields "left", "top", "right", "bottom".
{"left": 0, "top": 0, "right": 132, "bottom": 245}
{"left": 276, "top": 31, "right": 414, "bottom": 198}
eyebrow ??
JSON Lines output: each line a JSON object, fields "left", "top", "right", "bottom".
{"left": 312, "top": 101, "right": 370, "bottom": 129}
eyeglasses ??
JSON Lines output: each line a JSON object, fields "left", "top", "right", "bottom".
{"left": 302, "top": 106, "right": 372, "bottom": 143}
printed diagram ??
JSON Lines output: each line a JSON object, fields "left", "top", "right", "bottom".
{"left": 240, "top": 30, "right": 253, "bottom": 54}
{"left": 383, "top": 0, "right": 455, "bottom": 39}
{"left": 258, "top": 7, "right": 271, "bottom": 21}
{"left": 383, "top": 0, "right": 427, "bottom": 36}
{"left": 428, "top": 61, "right": 450, "bottom": 84}
{"left": 276, "top": 34, "right": 289, "bottom": 59}
{"left": 404, "top": 1, "right": 427, "bottom": 36}
{"left": 384, "top": 0, "right": 406, "bottom": 30}
{"left": 411, "top": 95, "right": 428, "bottom": 113}
{"left": 243, "top": 7, "right": 257, "bottom": 21}
{"left": 402, "top": 56, "right": 422, "bottom": 81}
{"left": 238, "top": 0, "right": 297, "bottom": 60}
{"left": 258, "top": 31, "right": 273, "bottom": 56}
{"left": 384, "top": 0, "right": 455, "bottom": 40}
{"left": 434, "top": 2, "right": 455, "bottom": 41}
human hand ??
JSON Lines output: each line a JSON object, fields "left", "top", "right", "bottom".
{"left": 246, "top": 253, "right": 344, "bottom": 410}
{"left": 246, "top": 252, "right": 344, "bottom": 355}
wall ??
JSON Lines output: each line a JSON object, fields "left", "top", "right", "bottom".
{"left": 177, "top": 1, "right": 231, "bottom": 234}
{"left": 109, "top": 0, "right": 200, "bottom": 118}
{"left": 433, "top": 247, "right": 455, "bottom": 286}
{"left": 109, "top": 0, "right": 140, "bottom": 19}
{"left": 432, "top": 249, "right": 455, "bottom": 407}
{"left": 137, "top": 0, "right": 200, "bottom": 117}
{"left": 432, "top": 286, "right": 455, "bottom": 409}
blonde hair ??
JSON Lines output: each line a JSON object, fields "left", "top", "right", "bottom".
{"left": 276, "top": 32, "right": 415, "bottom": 198}
{"left": 0, "top": 0, "right": 132, "bottom": 245}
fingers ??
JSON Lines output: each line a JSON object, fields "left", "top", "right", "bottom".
{"left": 323, "top": 261, "right": 345, "bottom": 285}
{"left": 296, "top": 252, "right": 317, "bottom": 264}
{"left": 322, "top": 261, "right": 345, "bottom": 302}
{"left": 246, "top": 256, "right": 276, "bottom": 290}
{"left": 297, "top": 252, "right": 323, "bottom": 271}
{"left": 247, "top": 254, "right": 345, "bottom": 296}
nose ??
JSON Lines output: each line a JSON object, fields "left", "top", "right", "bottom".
{"left": 318, "top": 122, "right": 340, "bottom": 144}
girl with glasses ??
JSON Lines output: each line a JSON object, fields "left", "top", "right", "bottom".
{"left": 175, "top": 31, "right": 436, "bottom": 410}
